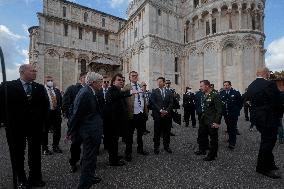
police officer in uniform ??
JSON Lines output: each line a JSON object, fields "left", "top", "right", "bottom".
{"left": 183, "top": 87, "right": 196, "bottom": 127}
{"left": 195, "top": 80, "right": 223, "bottom": 161}
{"left": 220, "top": 81, "right": 242, "bottom": 149}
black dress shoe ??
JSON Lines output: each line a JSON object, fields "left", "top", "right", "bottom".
{"left": 125, "top": 154, "right": 132, "bottom": 162}
{"left": 154, "top": 148, "right": 159, "bottom": 155}
{"left": 70, "top": 164, "right": 78, "bottom": 173}
{"left": 17, "top": 182, "right": 29, "bottom": 189}
{"left": 28, "top": 179, "right": 46, "bottom": 187}
{"left": 194, "top": 150, "right": 206, "bottom": 155}
{"left": 236, "top": 130, "right": 241, "bottom": 135}
{"left": 137, "top": 150, "right": 149, "bottom": 155}
{"left": 228, "top": 145, "right": 235, "bottom": 150}
{"left": 203, "top": 156, "right": 215, "bottom": 161}
{"left": 42, "top": 149, "right": 53, "bottom": 155}
{"left": 110, "top": 160, "right": 126, "bottom": 166}
{"left": 192, "top": 125, "right": 196, "bottom": 128}
{"left": 170, "top": 132, "right": 176, "bottom": 136}
{"left": 164, "top": 147, "right": 172, "bottom": 153}
{"left": 256, "top": 169, "right": 281, "bottom": 179}
{"left": 53, "top": 146, "right": 63, "bottom": 153}
{"left": 92, "top": 176, "right": 102, "bottom": 184}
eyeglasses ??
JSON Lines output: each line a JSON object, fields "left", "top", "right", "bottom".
{"left": 46, "top": 80, "right": 53, "bottom": 82}
{"left": 131, "top": 75, "right": 138, "bottom": 77}
{"left": 104, "top": 81, "right": 109, "bottom": 84}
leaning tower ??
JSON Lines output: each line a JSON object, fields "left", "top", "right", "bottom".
{"left": 182, "top": 0, "right": 266, "bottom": 92}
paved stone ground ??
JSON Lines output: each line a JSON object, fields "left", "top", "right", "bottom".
{"left": 1, "top": 111, "right": 284, "bottom": 189}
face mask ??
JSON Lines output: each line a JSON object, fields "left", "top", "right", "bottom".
{"left": 46, "top": 81, "right": 54, "bottom": 87}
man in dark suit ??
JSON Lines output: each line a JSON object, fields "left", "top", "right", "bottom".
{"left": 194, "top": 80, "right": 223, "bottom": 161}
{"left": 220, "top": 81, "right": 242, "bottom": 149}
{"left": 62, "top": 72, "right": 86, "bottom": 173}
{"left": 183, "top": 87, "right": 196, "bottom": 127}
{"left": 67, "top": 72, "right": 104, "bottom": 189}
{"left": 104, "top": 73, "right": 135, "bottom": 166}
{"left": 247, "top": 67, "right": 282, "bottom": 179}
{"left": 42, "top": 76, "right": 63, "bottom": 155}
{"left": 0, "top": 64, "right": 48, "bottom": 188}
{"left": 151, "top": 77, "right": 174, "bottom": 154}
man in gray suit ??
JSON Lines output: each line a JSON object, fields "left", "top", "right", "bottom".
{"left": 151, "top": 77, "right": 174, "bottom": 154}
{"left": 67, "top": 72, "right": 104, "bottom": 189}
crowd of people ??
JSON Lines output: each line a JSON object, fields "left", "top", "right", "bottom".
{"left": 0, "top": 64, "right": 283, "bottom": 189}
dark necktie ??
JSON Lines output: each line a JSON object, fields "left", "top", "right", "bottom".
{"left": 134, "top": 83, "right": 141, "bottom": 106}
{"left": 161, "top": 88, "right": 165, "bottom": 100}
{"left": 25, "top": 83, "right": 32, "bottom": 100}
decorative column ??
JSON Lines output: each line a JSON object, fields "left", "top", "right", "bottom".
{"left": 246, "top": 5, "right": 252, "bottom": 29}
{"left": 217, "top": 48, "right": 223, "bottom": 90}
{"left": 199, "top": 51, "right": 204, "bottom": 80}
{"left": 238, "top": 5, "right": 242, "bottom": 30}
{"left": 59, "top": 56, "right": 63, "bottom": 90}
{"left": 237, "top": 47, "right": 244, "bottom": 92}
{"left": 209, "top": 11, "right": 213, "bottom": 35}
{"left": 228, "top": 8, "right": 232, "bottom": 30}
{"left": 218, "top": 8, "right": 222, "bottom": 32}
{"left": 198, "top": 15, "right": 203, "bottom": 39}
{"left": 75, "top": 58, "right": 79, "bottom": 84}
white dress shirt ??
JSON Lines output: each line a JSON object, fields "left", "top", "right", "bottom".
{"left": 131, "top": 82, "right": 144, "bottom": 114}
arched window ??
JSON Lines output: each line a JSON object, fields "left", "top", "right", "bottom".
{"left": 81, "top": 59, "right": 87, "bottom": 73}
{"left": 84, "top": 12, "right": 88, "bottom": 22}
{"left": 63, "top": 6, "right": 66, "bottom": 17}
{"left": 102, "top": 18, "right": 105, "bottom": 27}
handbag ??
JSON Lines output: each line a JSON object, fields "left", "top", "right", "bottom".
{"left": 172, "top": 110, "right": 181, "bottom": 125}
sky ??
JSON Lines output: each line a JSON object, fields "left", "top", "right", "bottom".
{"left": 0, "top": 0, "right": 284, "bottom": 81}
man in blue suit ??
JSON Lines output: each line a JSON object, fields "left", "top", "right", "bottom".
{"left": 220, "top": 81, "right": 242, "bottom": 149}
{"left": 68, "top": 72, "right": 104, "bottom": 189}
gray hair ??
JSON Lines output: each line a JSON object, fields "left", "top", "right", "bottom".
{"left": 19, "top": 64, "right": 33, "bottom": 73}
{"left": 85, "top": 72, "right": 103, "bottom": 85}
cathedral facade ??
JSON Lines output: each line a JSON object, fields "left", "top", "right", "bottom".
{"left": 29, "top": 0, "right": 266, "bottom": 93}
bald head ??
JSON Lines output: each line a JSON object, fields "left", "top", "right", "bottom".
{"left": 256, "top": 67, "right": 270, "bottom": 79}
{"left": 19, "top": 64, "right": 37, "bottom": 82}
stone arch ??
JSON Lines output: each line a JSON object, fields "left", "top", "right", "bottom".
{"left": 44, "top": 48, "right": 60, "bottom": 84}
{"left": 242, "top": 35, "right": 257, "bottom": 49}
{"left": 63, "top": 51, "right": 76, "bottom": 59}
{"left": 62, "top": 51, "right": 76, "bottom": 91}
{"left": 202, "top": 41, "right": 217, "bottom": 53}
{"left": 220, "top": 36, "right": 239, "bottom": 50}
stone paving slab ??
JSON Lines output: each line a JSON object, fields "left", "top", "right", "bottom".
{"left": 0, "top": 112, "right": 283, "bottom": 189}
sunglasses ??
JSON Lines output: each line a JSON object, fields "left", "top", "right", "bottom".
{"left": 104, "top": 81, "right": 109, "bottom": 84}
{"left": 46, "top": 80, "right": 53, "bottom": 82}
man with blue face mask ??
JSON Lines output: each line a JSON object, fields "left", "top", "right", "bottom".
{"left": 42, "top": 76, "right": 63, "bottom": 155}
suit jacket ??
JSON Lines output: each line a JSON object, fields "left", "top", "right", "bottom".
{"left": 62, "top": 83, "right": 83, "bottom": 118}
{"left": 123, "top": 83, "right": 148, "bottom": 119}
{"left": 247, "top": 78, "right": 282, "bottom": 129}
{"left": 0, "top": 79, "right": 49, "bottom": 132}
{"left": 220, "top": 88, "right": 242, "bottom": 117}
{"left": 67, "top": 86, "right": 103, "bottom": 138}
{"left": 150, "top": 88, "right": 173, "bottom": 120}
{"left": 103, "top": 85, "right": 131, "bottom": 135}
{"left": 200, "top": 90, "right": 223, "bottom": 126}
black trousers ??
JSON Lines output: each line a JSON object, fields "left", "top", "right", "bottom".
{"left": 42, "top": 110, "right": 62, "bottom": 149}
{"left": 197, "top": 121, "right": 219, "bottom": 158}
{"left": 224, "top": 116, "right": 238, "bottom": 146}
{"left": 184, "top": 107, "right": 196, "bottom": 126}
{"left": 244, "top": 105, "right": 250, "bottom": 120}
{"left": 125, "top": 113, "right": 145, "bottom": 154}
{"left": 6, "top": 127, "right": 42, "bottom": 182}
{"left": 69, "top": 133, "right": 82, "bottom": 166}
{"left": 153, "top": 117, "right": 171, "bottom": 149}
{"left": 78, "top": 132, "right": 100, "bottom": 189}
{"left": 257, "top": 126, "right": 278, "bottom": 171}
{"left": 105, "top": 134, "right": 119, "bottom": 163}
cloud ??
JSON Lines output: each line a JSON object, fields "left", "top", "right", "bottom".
{"left": 109, "top": 0, "right": 129, "bottom": 8}
{"left": 265, "top": 36, "right": 284, "bottom": 71}
{"left": 0, "top": 25, "right": 27, "bottom": 81}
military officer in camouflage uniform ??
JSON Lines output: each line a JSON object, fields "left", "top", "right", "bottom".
{"left": 195, "top": 80, "right": 223, "bottom": 161}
